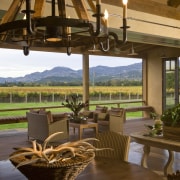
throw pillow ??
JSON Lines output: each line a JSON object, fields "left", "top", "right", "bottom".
{"left": 81, "top": 111, "right": 93, "bottom": 118}
{"left": 95, "top": 105, "right": 108, "bottom": 113}
{"left": 110, "top": 107, "right": 123, "bottom": 116}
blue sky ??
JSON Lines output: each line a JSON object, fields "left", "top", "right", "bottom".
{"left": 0, "top": 48, "right": 142, "bottom": 78}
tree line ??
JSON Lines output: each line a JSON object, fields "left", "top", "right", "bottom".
{"left": 0, "top": 79, "right": 142, "bottom": 87}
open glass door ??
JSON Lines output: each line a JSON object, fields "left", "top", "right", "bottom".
{"left": 162, "top": 57, "right": 179, "bottom": 110}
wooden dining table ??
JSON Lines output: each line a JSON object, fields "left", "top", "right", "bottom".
{"left": 0, "top": 158, "right": 163, "bottom": 180}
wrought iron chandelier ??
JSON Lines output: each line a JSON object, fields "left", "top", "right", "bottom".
{"left": 0, "top": 0, "right": 129, "bottom": 56}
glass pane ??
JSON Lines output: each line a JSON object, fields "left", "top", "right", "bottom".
{"left": 165, "top": 60, "right": 176, "bottom": 109}
{"left": 179, "top": 58, "right": 180, "bottom": 104}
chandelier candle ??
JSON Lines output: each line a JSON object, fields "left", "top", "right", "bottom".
{"left": 104, "top": 9, "right": 109, "bottom": 35}
{"left": 122, "top": 0, "right": 128, "bottom": 19}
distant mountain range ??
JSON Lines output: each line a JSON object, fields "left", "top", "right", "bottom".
{"left": 0, "top": 63, "right": 142, "bottom": 84}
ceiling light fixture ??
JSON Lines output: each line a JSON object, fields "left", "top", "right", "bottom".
{"left": 0, "top": 0, "right": 129, "bottom": 56}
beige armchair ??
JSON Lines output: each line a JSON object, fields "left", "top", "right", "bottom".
{"left": 94, "top": 106, "right": 125, "bottom": 133}
{"left": 109, "top": 107, "right": 125, "bottom": 134}
{"left": 94, "top": 131, "right": 131, "bottom": 161}
{"left": 93, "top": 105, "right": 109, "bottom": 131}
{"left": 26, "top": 111, "right": 69, "bottom": 142}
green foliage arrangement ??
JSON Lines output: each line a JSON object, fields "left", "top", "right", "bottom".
{"left": 62, "top": 94, "right": 89, "bottom": 122}
{"left": 161, "top": 104, "right": 180, "bottom": 127}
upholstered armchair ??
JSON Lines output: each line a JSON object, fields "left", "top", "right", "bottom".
{"left": 94, "top": 106, "right": 125, "bottom": 133}
{"left": 93, "top": 105, "right": 109, "bottom": 121}
{"left": 109, "top": 107, "right": 125, "bottom": 134}
{"left": 93, "top": 105, "right": 109, "bottom": 132}
{"left": 26, "top": 111, "right": 69, "bottom": 142}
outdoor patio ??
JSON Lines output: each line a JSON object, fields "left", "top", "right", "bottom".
{"left": 0, "top": 118, "right": 179, "bottom": 180}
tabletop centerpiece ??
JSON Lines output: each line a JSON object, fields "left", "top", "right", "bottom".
{"left": 62, "top": 94, "right": 89, "bottom": 123}
{"left": 145, "top": 112, "right": 163, "bottom": 137}
{"left": 9, "top": 132, "right": 111, "bottom": 180}
{"left": 161, "top": 104, "right": 180, "bottom": 141}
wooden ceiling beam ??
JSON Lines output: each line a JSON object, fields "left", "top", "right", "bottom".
{"left": 0, "top": 0, "right": 25, "bottom": 41}
{"left": 0, "top": 0, "right": 24, "bottom": 24}
{"left": 57, "top": 0, "right": 66, "bottom": 18}
{"left": 102, "top": 0, "right": 180, "bottom": 20}
{"left": 71, "top": 0, "right": 89, "bottom": 20}
{"left": 33, "top": 0, "right": 46, "bottom": 18}
{"left": 167, "top": 0, "right": 180, "bottom": 8}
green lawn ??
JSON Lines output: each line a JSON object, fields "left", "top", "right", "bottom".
{"left": 0, "top": 102, "right": 143, "bottom": 130}
{"left": 0, "top": 122, "right": 27, "bottom": 130}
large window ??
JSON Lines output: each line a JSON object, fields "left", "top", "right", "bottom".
{"left": 162, "top": 57, "right": 179, "bottom": 110}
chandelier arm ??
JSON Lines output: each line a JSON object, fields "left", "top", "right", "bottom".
{"left": 23, "top": 46, "right": 30, "bottom": 56}
{"left": 67, "top": 35, "right": 71, "bottom": 56}
{"left": 121, "top": 18, "right": 129, "bottom": 44}
{"left": 89, "top": 4, "right": 103, "bottom": 37}
{"left": 67, "top": 47, "right": 71, "bottom": 56}
{"left": 22, "top": 0, "right": 35, "bottom": 35}
{"left": 99, "top": 37, "right": 110, "bottom": 52}
{"left": 107, "top": 18, "right": 129, "bottom": 46}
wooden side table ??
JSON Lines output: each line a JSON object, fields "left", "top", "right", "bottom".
{"left": 70, "top": 122, "right": 98, "bottom": 139}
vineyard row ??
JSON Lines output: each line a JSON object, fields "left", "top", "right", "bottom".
{"left": 0, "top": 92, "right": 142, "bottom": 103}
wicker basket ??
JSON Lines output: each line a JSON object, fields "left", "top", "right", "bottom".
{"left": 10, "top": 152, "right": 95, "bottom": 180}
{"left": 163, "top": 126, "right": 180, "bottom": 142}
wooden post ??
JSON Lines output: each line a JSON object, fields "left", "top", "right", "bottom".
{"left": 39, "top": 93, "right": 41, "bottom": 103}
{"left": 82, "top": 54, "right": 90, "bottom": 110}
{"left": 52, "top": 93, "right": 54, "bottom": 102}
{"left": 10, "top": 93, "right": 12, "bottom": 103}
{"left": 25, "top": 93, "right": 27, "bottom": 103}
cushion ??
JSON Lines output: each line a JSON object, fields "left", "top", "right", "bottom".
{"left": 39, "top": 110, "right": 53, "bottom": 123}
{"left": 98, "top": 113, "right": 108, "bottom": 120}
{"left": 30, "top": 108, "right": 46, "bottom": 114}
{"left": 110, "top": 107, "right": 124, "bottom": 116}
{"left": 29, "top": 109, "right": 39, "bottom": 114}
{"left": 82, "top": 111, "right": 93, "bottom": 118}
{"left": 52, "top": 113, "right": 67, "bottom": 122}
{"left": 95, "top": 105, "right": 108, "bottom": 113}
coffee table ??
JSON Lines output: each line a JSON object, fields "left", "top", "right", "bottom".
{"left": 69, "top": 122, "right": 98, "bottom": 139}
{"left": 131, "top": 131, "right": 180, "bottom": 176}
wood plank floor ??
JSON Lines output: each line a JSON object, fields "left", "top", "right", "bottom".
{"left": 0, "top": 118, "right": 179, "bottom": 179}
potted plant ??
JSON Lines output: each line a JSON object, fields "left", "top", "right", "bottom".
{"left": 9, "top": 132, "right": 111, "bottom": 180}
{"left": 62, "top": 94, "right": 89, "bottom": 123}
{"left": 161, "top": 104, "right": 180, "bottom": 141}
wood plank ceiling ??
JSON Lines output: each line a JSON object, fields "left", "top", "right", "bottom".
{"left": 0, "top": 0, "right": 180, "bottom": 57}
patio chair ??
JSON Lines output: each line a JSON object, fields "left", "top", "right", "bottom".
{"left": 167, "top": 170, "right": 180, "bottom": 180}
{"left": 94, "top": 131, "right": 131, "bottom": 161}
{"left": 93, "top": 105, "right": 109, "bottom": 132}
{"left": 26, "top": 111, "right": 69, "bottom": 142}
{"left": 109, "top": 107, "right": 125, "bottom": 134}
